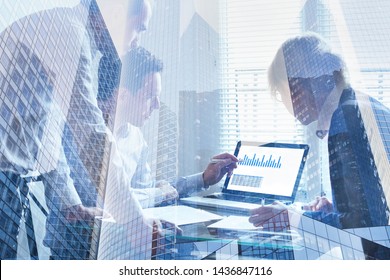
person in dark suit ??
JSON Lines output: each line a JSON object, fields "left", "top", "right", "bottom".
{"left": 249, "top": 32, "right": 390, "bottom": 231}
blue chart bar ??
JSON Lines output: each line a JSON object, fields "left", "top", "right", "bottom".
{"left": 239, "top": 154, "right": 282, "bottom": 168}
{"left": 231, "top": 174, "right": 263, "bottom": 188}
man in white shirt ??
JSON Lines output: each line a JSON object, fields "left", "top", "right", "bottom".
{"left": 113, "top": 46, "right": 238, "bottom": 208}
{"left": 42, "top": 0, "right": 156, "bottom": 260}
{"left": 97, "top": 46, "right": 237, "bottom": 259}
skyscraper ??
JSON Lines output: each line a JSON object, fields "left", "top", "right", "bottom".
{"left": 1, "top": 0, "right": 390, "bottom": 261}
{"left": 0, "top": 0, "right": 119, "bottom": 260}
{"left": 178, "top": 90, "right": 220, "bottom": 178}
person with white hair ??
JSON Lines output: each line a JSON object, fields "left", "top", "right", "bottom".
{"left": 249, "top": 33, "right": 390, "bottom": 235}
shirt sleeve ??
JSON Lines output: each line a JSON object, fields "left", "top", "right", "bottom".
{"left": 173, "top": 172, "right": 205, "bottom": 197}
{"left": 43, "top": 25, "right": 98, "bottom": 212}
{"left": 133, "top": 188, "right": 163, "bottom": 208}
{"left": 129, "top": 138, "right": 160, "bottom": 207}
{"left": 41, "top": 147, "right": 82, "bottom": 211}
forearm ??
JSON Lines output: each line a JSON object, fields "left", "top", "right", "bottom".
{"left": 42, "top": 145, "right": 84, "bottom": 213}
{"left": 133, "top": 188, "right": 163, "bottom": 208}
{"left": 173, "top": 172, "right": 205, "bottom": 196}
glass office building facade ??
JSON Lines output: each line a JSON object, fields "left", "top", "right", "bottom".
{"left": 1, "top": 0, "right": 390, "bottom": 260}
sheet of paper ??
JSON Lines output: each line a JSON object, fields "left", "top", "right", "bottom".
{"left": 143, "top": 205, "right": 223, "bottom": 226}
{"left": 207, "top": 215, "right": 258, "bottom": 230}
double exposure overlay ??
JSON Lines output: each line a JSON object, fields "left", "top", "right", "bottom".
{"left": 1, "top": 0, "right": 390, "bottom": 260}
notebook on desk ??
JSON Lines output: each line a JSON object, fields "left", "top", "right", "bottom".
{"left": 180, "top": 141, "right": 309, "bottom": 213}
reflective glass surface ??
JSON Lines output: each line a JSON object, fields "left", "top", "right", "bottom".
{"left": 0, "top": 0, "right": 390, "bottom": 260}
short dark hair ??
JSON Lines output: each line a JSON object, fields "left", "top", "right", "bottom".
{"left": 120, "top": 46, "right": 163, "bottom": 94}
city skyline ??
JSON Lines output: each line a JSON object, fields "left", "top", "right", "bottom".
{"left": 1, "top": 0, "right": 390, "bottom": 260}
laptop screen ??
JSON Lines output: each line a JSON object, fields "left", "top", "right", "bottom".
{"left": 223, "top": 141, "right": 309, "bottom": 202}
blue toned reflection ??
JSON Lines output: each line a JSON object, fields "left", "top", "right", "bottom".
{"left": 249, "top": 33, "right": 390, "bottom": 259}
{"left": 1, "top": 0, "right": 390, "bottom": 260}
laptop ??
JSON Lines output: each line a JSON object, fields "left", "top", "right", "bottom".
{"left": 180, "top": 141, "right": 309, "bottom": 213}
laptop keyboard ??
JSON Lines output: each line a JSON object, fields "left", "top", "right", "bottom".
{"left": 205, "top": 193, "right": 263, "bottom": 204}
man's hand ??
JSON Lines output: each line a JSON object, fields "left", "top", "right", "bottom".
{"left": 156, "top": 181, "right": 179, "bottom": 204}
{"left": 64, "top": 204, "right": 104, "bottom": 222}
{"left": 202, "top": 153, "right": 238, "bottom": 186}
{"left": 302, "top": 196, "right": 333, "bottom": 213}
{"left": 249, "top": 197, "right": 334, "bottom": 228}
{"left": 248, "top": 201, "right": 288, "bottom": 227}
